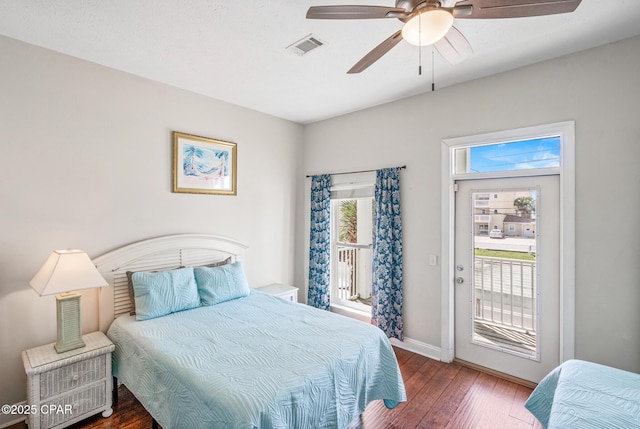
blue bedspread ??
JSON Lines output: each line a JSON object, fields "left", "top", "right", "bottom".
{"left": 107, "top": 291, "right": 406, "bottom": 429}
{"left": 525, "top": 359, "right": 640, "bottom": 428}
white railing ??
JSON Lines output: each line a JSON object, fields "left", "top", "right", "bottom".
{"left": 474, "top": 256, "right": 536, "bottom": 332}
{"left": 337, "top": 246, "right": 358, "bottom": 300}
{"left": 335, "top": 244, "right": 372, "bottom": 303}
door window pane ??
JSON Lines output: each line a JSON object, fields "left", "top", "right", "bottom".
{"left": 472, "top": 188, "right": 538, "bottom": 358}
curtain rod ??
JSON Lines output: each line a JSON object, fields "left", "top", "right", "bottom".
{"left": 306, "top": 165, "right": 406, "bottom": 178}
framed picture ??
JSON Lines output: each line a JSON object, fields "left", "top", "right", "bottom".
{"left": 172, "top": 131, "right": 237, "bottom": 195}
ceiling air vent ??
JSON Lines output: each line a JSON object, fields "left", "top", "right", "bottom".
{"left": 287, "top": 34, "right": 325, "bottom": 56}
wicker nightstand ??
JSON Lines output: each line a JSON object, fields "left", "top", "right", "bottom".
{"left": 255, "top": 284, "right": 299, "bottom": 303}
{"left": 22, "top": 331, "right": 115, "bottom": 429}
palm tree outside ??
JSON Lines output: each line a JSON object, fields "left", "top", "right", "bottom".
{"left": 513, "top": 196, "right": 535, "bottom": 218}
{"left": 339, "top": 200, "right": 358, "bottom": 243}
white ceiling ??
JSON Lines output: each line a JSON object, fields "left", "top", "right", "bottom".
{"left": 1, "top": 1, "right": 640, "bottom": 124}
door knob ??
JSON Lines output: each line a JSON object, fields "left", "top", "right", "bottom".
{"left": 456, "top": 277, "right": 464, "bottom": 284}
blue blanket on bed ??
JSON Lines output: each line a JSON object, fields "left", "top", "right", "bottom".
{"left": 107, "top": 291, "right": 406, "bottom": 429}
{"left": 525, "top": 359, "right": 640, "bottom": 428}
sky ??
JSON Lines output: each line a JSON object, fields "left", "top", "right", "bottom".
{"left": 469, "top": 137, "right": 561, "bottom": 173}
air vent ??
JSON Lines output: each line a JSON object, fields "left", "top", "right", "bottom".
{"left": 287, "top": 34, "right": 325, "bottom": 56}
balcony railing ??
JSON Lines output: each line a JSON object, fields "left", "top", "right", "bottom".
{"left": 337, "top": 246, "right": 358, "bottom": 300}
{"left": 335, "top": 244, "right": 372, "bottom": 304}
{"left": 474, "top": 256, "right": 536, "bottom": 332}
{"left": 473, "top": 255, "right": 537, "bottom": 356}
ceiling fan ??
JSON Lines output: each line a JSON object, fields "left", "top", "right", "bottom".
{"left": 306, "top": 0, "right": 582, "bottom": 73}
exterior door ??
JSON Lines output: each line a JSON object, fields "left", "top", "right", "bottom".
{"left": 454, "top": 175, "right": 560, "bottom": 383}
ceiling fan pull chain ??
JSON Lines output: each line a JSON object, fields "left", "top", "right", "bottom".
{"left": 432, "top": 46, "right": 435, "bottom": 91}
{"left": 418, "top": 12, "right": 422, "bottom": 76}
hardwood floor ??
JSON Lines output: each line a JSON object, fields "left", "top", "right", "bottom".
{"left": 360, "top": 348, "right": 543, "bottom": 429}
{"left": 9, "top": 348, "right": 543, "bottom": 429}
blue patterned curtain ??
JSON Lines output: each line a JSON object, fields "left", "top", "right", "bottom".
{"left": 308, "top": 174, "right": 331, "bottom": 310}
{"left": 372, "top": 167, "right": 403, "bottom": 340}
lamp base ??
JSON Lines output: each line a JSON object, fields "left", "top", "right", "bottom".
{"left": 55, "top": 292, "right": 85, "bottom": 353}
{"left": 54, "top": 338, "right": 86, "bottom": 353}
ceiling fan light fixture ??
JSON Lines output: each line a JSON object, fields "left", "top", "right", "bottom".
{"left": 402, "top": 9, "right": 454, "bottom": 46}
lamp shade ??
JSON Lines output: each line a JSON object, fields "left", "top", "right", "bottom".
{"left": 30, "top": 250, "right": 107, "bottom": 296}
{"left": 402, "top": 9, "right": 454, "bottom": 46}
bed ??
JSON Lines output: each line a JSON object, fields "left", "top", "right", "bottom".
{"left": 525, "top": 359, "right": 640, "bottom": 428}
{"left": 95, "top": 234, "right": 406, "bottom": 429}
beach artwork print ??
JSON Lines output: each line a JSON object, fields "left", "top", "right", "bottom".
{"left": 173, "top": 132, "right": 237, "bottom": 195}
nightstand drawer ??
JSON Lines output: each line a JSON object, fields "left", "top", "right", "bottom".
{"left": 39, "top": 354, "right": 106, "bottom": 400}
{"left": 39, "top": 381, "right": 106, "bottom": 428}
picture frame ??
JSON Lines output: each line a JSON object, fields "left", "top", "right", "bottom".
{"left": 172, "top": 131, "right": 237, "bottom": 195}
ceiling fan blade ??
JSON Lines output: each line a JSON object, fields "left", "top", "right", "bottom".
{"left": 453, "top": 0, "right": 582, "bottom": 19}
{"left": 306, "top": 5, "right": 407, "bottom": 20}
{"left": 434, "top": 26, "right": 473, "bottom": 65}
{"left": 348, "top": 30, "right": 403, "bottom": 74}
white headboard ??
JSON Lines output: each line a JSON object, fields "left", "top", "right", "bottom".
{"left": 94, "top": 234, "right": 248, "bottom": 331}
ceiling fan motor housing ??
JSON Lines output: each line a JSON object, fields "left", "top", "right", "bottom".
{"left": 396, "top": 0, "right": 443, "bottom": 19}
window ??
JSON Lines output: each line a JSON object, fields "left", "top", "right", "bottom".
{"left": 330, "top": 173, "right": 375, "bottom": 311}
{"left": 454, "top": 136, "right": 561, "bottom": 175}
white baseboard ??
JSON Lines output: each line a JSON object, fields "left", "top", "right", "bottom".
{"left": 0, "top": 401, "right": 26, "bottom": 429}
{"left": 390, "top": 337, "right": 442, "bottom": 361}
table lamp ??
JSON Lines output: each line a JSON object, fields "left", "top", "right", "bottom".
{"left": 30, "top": 249, "right": 108, "bottom": 353}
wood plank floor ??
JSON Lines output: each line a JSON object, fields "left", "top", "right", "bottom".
{"left": 9, "top": 348, "right": 543, "bottom": 429}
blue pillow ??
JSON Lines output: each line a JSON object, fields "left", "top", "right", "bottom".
{"left": 132, "top": 266, "right": 200, "bottom": 321}
{"left": 194, "top": 261, "right": 250, "bottom": 305}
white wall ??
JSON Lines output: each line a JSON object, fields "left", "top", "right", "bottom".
{"left": 0, "top": 36, "right": 303, "bottom": 425}
{"left": 302, "top": 36, "right": 640, "bottom": 373}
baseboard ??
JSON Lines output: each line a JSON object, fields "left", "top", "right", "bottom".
{"left": 390, "top": 337, "right": 442, "bottom": 361}
{"left": 0, "top": 401, "right": 26, "bottom": 428}
{"left": 453, "top": 358, "right": 538, "bottom": 389}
